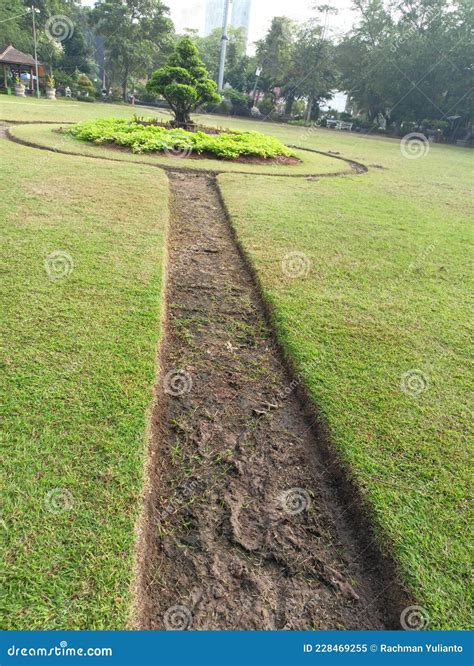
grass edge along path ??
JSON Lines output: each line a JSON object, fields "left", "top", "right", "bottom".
{"left": 216, "top": 162, "right": 473, "bottom": 631}
{"left": 0, "top": 138, "right": 168, "bottom": 629}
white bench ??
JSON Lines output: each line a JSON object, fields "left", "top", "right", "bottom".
{"left": 337, "top": 121, "right": 353, "bottom": 131}
{"left": 326, "top": 119, "right": 353, "bottom": 131}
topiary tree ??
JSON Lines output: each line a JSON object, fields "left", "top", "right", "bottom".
{"left": 147, "top": 37, "right": 220, "bottom": 127}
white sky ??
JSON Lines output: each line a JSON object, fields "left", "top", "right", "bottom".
{"left": 81, "top": 0, "right": 356, "bottom": 48}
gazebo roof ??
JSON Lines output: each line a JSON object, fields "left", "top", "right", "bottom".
{"left": 0, "top": 45, "right": 39, "bottom": 67}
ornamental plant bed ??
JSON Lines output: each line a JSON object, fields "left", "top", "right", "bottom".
{"left": 66, "top": 118, "right": 299, "bottom": 162}
{"left": 87, "top": 141, "right": 301, "bottom": 165}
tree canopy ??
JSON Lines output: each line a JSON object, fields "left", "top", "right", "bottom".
{"left": 90, "top": 0, "right": 173, "bottom": 100}
{"left": 0, "top": 0, "right": 471, "bottom": 134}
{"left": 147, "top": 36, "right": 220, "bottom": 126}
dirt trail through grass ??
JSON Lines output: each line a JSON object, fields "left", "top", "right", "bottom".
{"left": 136, "top": 171, "right": 400, "bottom": 630}
{"left": 2, "top": 124, "right": 408, "bottom": 629}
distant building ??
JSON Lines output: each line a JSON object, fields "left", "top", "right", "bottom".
{"left": 232, "top": 0, "right": 251, "bottom": 38}
{"left": 204, "top": 0, "right": 251, "bottom": 44}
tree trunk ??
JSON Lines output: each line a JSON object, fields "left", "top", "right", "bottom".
{"left": 312, "top": 102, "right": 321, "bottom": 121}
{"left": 305, "top": 98, "right": 313, "bottom": 122}
{"left": 172, "top": 105, "right": 192, "bottom": 128}
{"left": 285, "top": 94, "right": 295, "bottom": 116}
{"left": 122, "top": 64, "right": 129, "bottom": 102}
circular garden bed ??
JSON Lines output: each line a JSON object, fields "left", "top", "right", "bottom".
{"left": 65, "top": 117, "right": 301, "bottom": 164}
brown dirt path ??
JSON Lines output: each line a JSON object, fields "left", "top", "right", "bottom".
{"left": 135, "top": 171, "right": 403, "bottom": 630}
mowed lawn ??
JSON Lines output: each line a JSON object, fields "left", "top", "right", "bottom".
{"left": 0, "top": 137, "right": 168, "bottom": 629}
{"left": 0, "top": 95, "right": 166, "bottom": 123}
{"left": 218, "top": 129, "right": 473, "bottom": 629}
{"left": 1, "top": 99, "right": 472, "bottom": 630}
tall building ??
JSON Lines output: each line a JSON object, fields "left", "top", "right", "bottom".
{"left": 231, "top": 0, "right": 251, "bottom": 37}
{"left": 204, "top": 0, "right": 251, "bottom": 44}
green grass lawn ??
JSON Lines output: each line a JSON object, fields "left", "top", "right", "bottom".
{"left": 8, "top": 123, "right": 346, "bottom": 176}
{"left": 218, "top": 131, "right": 473, "bottom": 630}
{"left": 0, "top": 137, "right": 168, "bottom": 629}
{"left": 1, "top": 99, "right": 471, "bottom": 630}
{"left": 0, "top": 95, "right": 168, "bottom": 123}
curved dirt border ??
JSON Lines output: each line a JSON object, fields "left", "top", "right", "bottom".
{"left": 4, "top": 121, "right": 368, "bottom": 179}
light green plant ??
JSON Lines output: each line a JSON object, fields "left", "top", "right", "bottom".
{"left": 67, "top": 117, "right": 295, "bottom": 160}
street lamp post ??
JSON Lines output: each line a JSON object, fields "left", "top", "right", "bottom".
{"left": 218, "top": 0, "right": 232, "bottom": 93}
{"left": 31, "top": 4, "right": 40, "bottom": 98}
{"left": 251, "top": 66, "right": 262, "bottom": 106}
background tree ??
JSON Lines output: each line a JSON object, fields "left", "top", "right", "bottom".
{"left": 147, "top": 36, "right": 220, "bottom": 126}
{"left": 90, "top": 0, "right": 173, "bottom": 100}
{"left": 337, "top": 0, "right": 473, "bottom": 131}
{"left": 190, "top": 26, "right": 249, "bottom": 91}
{"left": 0, "top": 1, "right": 33, "bottom": 53}
{"left": 287, "top": 18, "right": 338, "bottom": 119}
{"left": 0, "top": 1, "right": 94, "bottom": 88}
{"left": 254, "top": 16, "right": 295, "bottom": 101}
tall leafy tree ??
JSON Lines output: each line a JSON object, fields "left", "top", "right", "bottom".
{"left": 337, "top": 0, "right": 473, "bottom": 129}
{"left": 286, "top": 19, "right": 338, "bottom": 119}
{"left": 255, "top": 17, "right": 295, "bottom": 96}
{"left": 190, "top": 26, "right": 249, "bottom": 91}
{"left": 147, "top": 36, "right": 220, "bottom": 126}
{"left": 90, "top": 0, "right": 174, "bottom": 100}
{"left": 0, "top": 1, "right": 33, "bottom": 53}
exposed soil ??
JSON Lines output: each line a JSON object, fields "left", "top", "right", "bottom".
{"left": 135, "top": 172, "right": 397, "bottom": 630}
